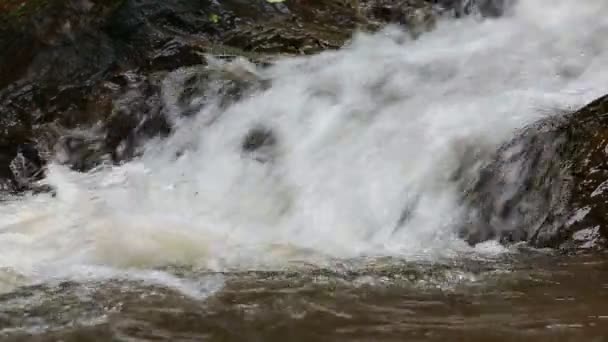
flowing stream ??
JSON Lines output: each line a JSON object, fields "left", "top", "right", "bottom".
{"left": 2, "top": 1, "right": 608, "bottom": 340}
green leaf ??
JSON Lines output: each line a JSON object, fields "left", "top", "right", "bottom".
{"left": 209, "top": 13, "right": 220, "bottom": 23}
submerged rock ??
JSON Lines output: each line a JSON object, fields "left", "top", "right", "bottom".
{"left": 461, "top": 94, "right": 608, "bottom": 250}
{"left": 242, "top": 126, "right": 278, "bottom": 163}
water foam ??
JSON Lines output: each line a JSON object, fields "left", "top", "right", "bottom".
{"left": 1, "top": 0, "right": 608, "bottom": 293}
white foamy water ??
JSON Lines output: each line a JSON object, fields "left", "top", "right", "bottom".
{"left": 1, "top": 0, "right": 608, "bottom": 294}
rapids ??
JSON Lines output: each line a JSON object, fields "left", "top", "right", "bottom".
{"left": 1, "top": 0, "right": 608, "bottom": 298}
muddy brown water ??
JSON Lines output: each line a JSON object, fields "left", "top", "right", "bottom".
{"left": 0, "top": 251, "right": 607, "bottom": 341}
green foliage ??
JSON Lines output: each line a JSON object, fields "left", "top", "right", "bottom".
{"left": 209, "top": 13, "right": 220, "bottom": 24}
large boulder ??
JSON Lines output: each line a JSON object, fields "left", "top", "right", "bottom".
{"left": 461, "top": 94, "right": 608, "bottom": 250}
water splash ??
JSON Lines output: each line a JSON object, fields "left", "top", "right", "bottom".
{"left": 1, "top": 0, "right": 608, "bottom": 294}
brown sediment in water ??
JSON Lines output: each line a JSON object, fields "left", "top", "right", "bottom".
{"left": 1, "top": 254, "right": 608, "bottom": 341}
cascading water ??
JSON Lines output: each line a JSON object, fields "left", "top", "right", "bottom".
{"left": 1, "top": 0, "right": 608, "bottom": 298}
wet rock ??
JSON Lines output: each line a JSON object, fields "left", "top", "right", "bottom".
{"left": 162, "top": 57, "right": 272, "bottom": 121}
{"left": 0, "top": 69, "right": 171, "bottom": 186}
{"left": 0, "top": 0, "right": 509, "bottom": 195}
{"left": 362, "top": 0, "right": 511, "bottom": 35}
{"left": 363, "top": 0, "right": 438, "bottom": 34}
{"left": 148, "top": 39, "right": 206, "bottom": 71}
{"left": 432, "top": 0, "right": 513, "bottom": 18}
{"left": 462, "top": 94, "right": 608, "bottom": 250}
{"left": 54, "top": 131, "right": 110, "bottom": 172}
{"left": 242, "top": 126, "right": 278, "bottom": 163}
{"left": 242, "top": 126, "right": 276, "bottom": 152}
{"left": 0, "top": 0, "right": 123, "bottom": 89}
{"left": 474, "top": 0, "right": 512, "bottom": 17}
{"left": 222, "top": 22, "right": 345, "bottom": 55}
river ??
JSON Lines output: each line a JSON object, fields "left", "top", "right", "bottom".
{"left": 1, "top": 0, "right": 608, "bottom": 340}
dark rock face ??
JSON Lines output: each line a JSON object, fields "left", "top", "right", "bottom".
{"left": 1, "top": 0, "right": 494, "bottom": 194}
{"left": 461, "top": 94, "right": 608, "bottom": 250}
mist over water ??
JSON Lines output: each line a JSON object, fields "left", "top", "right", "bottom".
{"left": 2, "top": 0, "right": 608, "bottom": 295}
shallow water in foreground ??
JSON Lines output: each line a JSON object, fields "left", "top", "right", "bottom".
{"left": 1, "top": 252, "right": 607, "bottom": 341}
